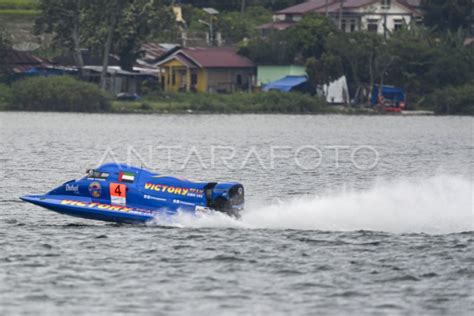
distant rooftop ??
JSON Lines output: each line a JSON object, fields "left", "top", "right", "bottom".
{"left": 158, "top": 47, "right": 255, "bottom": 68}
{"left": 277, "top": 0, "right": 421, "bottom": 15}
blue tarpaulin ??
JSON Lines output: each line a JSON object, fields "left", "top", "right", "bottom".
{"left": 371, "top": 85, "right": 405, "bottom": 105}
{"left": 262, "top": 75, "right": 307, "bottom": 92}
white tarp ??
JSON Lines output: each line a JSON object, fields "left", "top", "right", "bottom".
{"left": 319, "top": 76, "right": 349, "bottom": 104}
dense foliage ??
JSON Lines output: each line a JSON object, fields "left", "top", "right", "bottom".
{"left": 34, "top": 0, "right": 177, "bottom": 89}
{"left": 9, "top": 76, "right": 111, "bottom": 112}
{"left": 424, "top": 82, "right": 474, "bottom": 115}
{"left": 421, "top": 0, "right": 473, "bottom": 32}
{"left": 2, "top": 1, "right": 474, "bottom": 114}
{"left": 240, "top": 13, "right": 474, "bottom": 113}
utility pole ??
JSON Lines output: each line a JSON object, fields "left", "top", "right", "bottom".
{"left": 325, "top": 0, "right": 329, "bottom": 17}
{"left": 338, "top": 0, "right": 344, "bottom": 31}
{"left": 240, "top": 0, "right": 246, "bottom": 18}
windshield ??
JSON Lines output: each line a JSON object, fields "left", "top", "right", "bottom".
{"left": 86, "top": 169, "right": 109, "bottom": 180}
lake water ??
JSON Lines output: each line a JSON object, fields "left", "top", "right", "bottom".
{"left": 0, "top": 112, "right": 473, "bottom": 315}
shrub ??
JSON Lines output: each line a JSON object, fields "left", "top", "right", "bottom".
{"left": 424, "top": 83, "right": 474, "bottom": 115}
{"left": 149, "top": 91, "right": 327, "bottom": 113}
{"left": 0, "top": 83, "right": 12, "bottom": 109}
{"left": 9, "top": 76, "right": 111, "bottom": 112}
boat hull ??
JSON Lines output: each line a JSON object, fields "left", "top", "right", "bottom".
{"left": 20, "top": 195, "right": 166, "bottom": 224}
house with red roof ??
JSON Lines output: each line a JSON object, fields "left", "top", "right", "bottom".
{"left": 156, "top": 47, "right": 255, "bottom": 93}
{"left": 259, "top": 0, "right": 421, "bottom": 37}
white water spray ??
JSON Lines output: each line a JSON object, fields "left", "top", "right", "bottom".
{"left": 171, "top": 175, "right": 473, "bottom": 234}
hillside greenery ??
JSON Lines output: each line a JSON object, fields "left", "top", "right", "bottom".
{"left": 0, "top": 0, "right": 39, "bottom": 15}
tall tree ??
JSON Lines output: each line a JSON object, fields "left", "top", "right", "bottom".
{"left": 35, "top": 0, "right": 85, "bottom": 72}
{"left": 114, "top": 0, "right": 176, "bottom": 71}
{"left": 306, "top": 53, "right": 343, "bottom": 95}
{"left": 288, "top": 14, "right": 338, "bottom": 61}
{"left": 421, "top": 0, "right": 473, "bottom": 32}
{"left": 81, "top": 0, "right": 125, "bottom": 90}
{"left": 82, "top": 0, "right": 175, "bottom": 88}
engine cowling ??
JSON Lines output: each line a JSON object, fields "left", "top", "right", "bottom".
{"left": 205, "top": 183, "right": 244, "bottom": 217}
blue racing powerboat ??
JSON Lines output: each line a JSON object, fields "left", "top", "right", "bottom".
{"left": 21, "top": 163, "right": 244, "bottom": 224}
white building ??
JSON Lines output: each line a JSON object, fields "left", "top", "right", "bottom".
{"left": 259, "top": 0, "right": 422, "bottom": 37}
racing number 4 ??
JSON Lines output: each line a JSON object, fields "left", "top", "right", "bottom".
{"left": 110, "top": 183, "right": 126, "bottom": 197}
{"left": 110, "top": 183, "right": 127, "bottom": 206}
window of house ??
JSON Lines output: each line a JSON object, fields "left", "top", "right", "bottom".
{"left": 236, "top": 74, "right": 242, "bottom": 86}
{"left": 367, "top": 19, "right": 379, "bottom": 32}
{"left": 341, "top": 20, "right": 346, "bottom": 32}
{"left": 191, "top": 73, "right": 198, "bottom": 85}
{"left": 381, "top": 0, "right": 391, "bottom": 9}
{"left": 394, "top": 19, "right": 403, "bottom": 31}
{"left": 172, "top": 73, "right": 176, "bottom": 85}
{"left": 350, "top": 20, "right": 356, "bottom": 32}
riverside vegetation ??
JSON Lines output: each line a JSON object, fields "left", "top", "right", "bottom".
{"left": 0, "top": 0, "right": 473, "bottom": 114}
{"left": 1, "top": 75, "right": 473, "bottom": 114}
{"left": 0, "top": 77, "right": 333, "bottom": 114}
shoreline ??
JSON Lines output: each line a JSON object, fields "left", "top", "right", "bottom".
{"left": 0, "top": 107, "right": 438, "bottom": 116}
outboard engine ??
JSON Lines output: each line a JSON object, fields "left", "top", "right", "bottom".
{"left": 205, "top": 183, "right": 244, "bottom": 217}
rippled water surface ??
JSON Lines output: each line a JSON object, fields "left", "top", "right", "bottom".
{"left": 0, "top": 113, "right": 473, "bottom": 315}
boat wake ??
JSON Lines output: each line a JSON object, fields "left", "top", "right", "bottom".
{"left": 168, "top": 175, "right": 473, "bottom": 234}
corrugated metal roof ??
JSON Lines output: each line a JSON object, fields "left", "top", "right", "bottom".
{"left": 6, "top": 50, "right": 49, "bottom": 65}
{"left": 156, "top": 47, "right": 255, "bottom": 69}
{"left": 400, "top": 0, "right": 421, "bottom": 8}
{"left": 5, "top": 50, "right": 52, "bottom": 74}
{"left": 311, "top": 0, "right": 378, "bottom": 12}
{"left": 52, "top": 50, "right": 120, "bottom": 66}
{"left": 182, "top": 47, "right": 255, "bottom": 68}
{"left": 141, "top": 43, "right": 179, "bottom": 63}
{"left": 257, "top": 22, "right": 295, "bottom": 30}
{"left": 277, "top": 0, "right": 333, "bottom": 14}
{"left": 278, "top": 0, "right": 420, "bottom": 14}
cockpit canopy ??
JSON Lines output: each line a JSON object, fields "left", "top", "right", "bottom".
{"left": 86, "top": 169, "right": 109, "bottom": 180}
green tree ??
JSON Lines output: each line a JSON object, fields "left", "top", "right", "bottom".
{"left": 217, "top": 6, "right": 272, "bottom": 42}
{"left": 239, "top": 29, "right": 297, "bottom": 64}
{"left": 37, "top": 0, "right": 176, "bottom": 88}
{"left": 113, "top": 0, "right": 176, "bottom": 71}
{"left": 385, "top": 27, "right": 437, "bottom": 103}
{"left": 326, "top": 31, "right": 386, "bottom": 102}
{"left": 35, "top": 0, "right": 85, "bottom": 71}
{"left": 82, "top": 0, "right": 176, "bottom": 88}
{"left": 306, "top": 53, "right": 343, "bottom": 95}
{"left": 421, "top": 0, "right": 473, "bottom": 32}
{"left": 288, "top": 13, "right": 339, "bottom": 61}
{"left": 426, "top": 30, "right": 474, "bottom": 88}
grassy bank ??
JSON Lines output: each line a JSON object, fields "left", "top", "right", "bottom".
{"left": 111, "top": 92, "right": 335, "bottom": 114}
